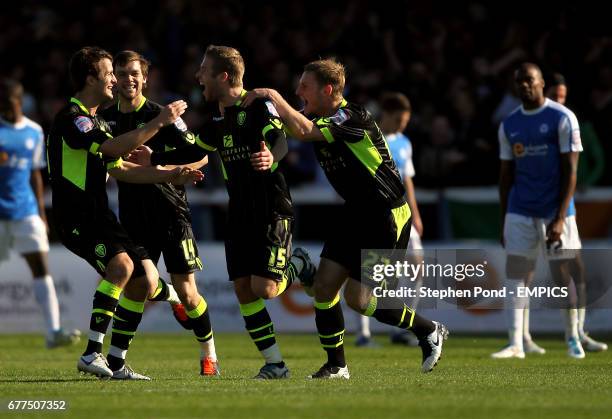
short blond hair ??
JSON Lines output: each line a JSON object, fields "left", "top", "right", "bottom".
{"left": 304, "top": 58, "right": 345, "bottom": 99}
{"left": 205, "top": 45, "right": 245, "bottom": 88}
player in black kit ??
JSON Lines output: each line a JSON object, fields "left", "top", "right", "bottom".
{"left": 100, "top": 51, "right": 219, "bottom": 376}
{"left": 129, "top": 45, "right": 315, "bottom": 379}
{"left": 242, "top": 58, "right": 448, "bottom": 379}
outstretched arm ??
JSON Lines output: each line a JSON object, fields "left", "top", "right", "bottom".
{"left": 108, "top": 160, "right": 203, "bottom": 185}
{"left": 100, "top": 100, "right": 188, "bottom": 158}
{"left": 242, "top": 89, "right": 325, "bottom": 142}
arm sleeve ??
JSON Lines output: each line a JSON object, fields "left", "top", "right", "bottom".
{"left": 314, "top": 108, "right": 366, "bottom": 143}
{"left": 159, "top": 116, "right": 199, "bottom": 149}
{"left": 260, "top": 100, "right": 288, "bottom": 161}
{"left": 151, "top": 143, "right": 209, "bottom": 166}
{"left": 558, "top": 111, "right": 583, "bottom": 153}
{"left": 63, "top": 114, "right": 113, "bottom": 155}
{"left": 498, "top": 122, "right": 513, "bottom": 160}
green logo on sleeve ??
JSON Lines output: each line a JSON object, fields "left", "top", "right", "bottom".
{"left": 95, "top": 244, "right": 107, "bottom": 258}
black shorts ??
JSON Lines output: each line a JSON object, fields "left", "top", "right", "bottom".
{"left": 321, "top": 202, "right": 411, "bottom": 284}
{"left": 121, "top": 215, "right": 202, "bottom": 275}
{"left": 225, "top": 215, "right": 293, "bottom": 281}
{"left": 53, "top": 208, "right": 148, "bottom": 278}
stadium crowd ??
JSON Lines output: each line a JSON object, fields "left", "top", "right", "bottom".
{"left": 2, "top": 0, "right": 612, "bottom": 187}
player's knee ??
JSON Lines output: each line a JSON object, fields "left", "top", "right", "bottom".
{"left": 233, "top": 278, "right": 257, "bottom": 303}
{"left": 313, "top": 277, "right": 331, "bottom": 301}
{"left": 106, "top": 254, "right": 134, "bottom": 283}
{"left": 175, "top": 283, "right": 198, "bottom": 306}
{"left": 343, "top": 286, "right": 367, "bottom": 313}
{"left": 251, "top": 280, "right": 278, "bottom": 300}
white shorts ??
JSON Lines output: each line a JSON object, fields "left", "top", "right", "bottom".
{"left": 407, "top": 225, "right": 423, "bottom": 250}
{"left": 504, "top": 213, "right": 581, "bottom": 261}
{"left": 0, "top": 215, "right": 49, "bottom": 261}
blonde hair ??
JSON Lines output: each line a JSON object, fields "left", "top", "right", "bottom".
{"left": 304, "top": 58, "right": 345, "bottom": 99}
{"left": 205, "top": 45, "right": 245, "bottom": 87}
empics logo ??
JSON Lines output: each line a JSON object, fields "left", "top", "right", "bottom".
{"left": 513, "top": 142, "right": 525, "bottom": 158}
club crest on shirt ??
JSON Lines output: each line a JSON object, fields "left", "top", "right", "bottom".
{"left": 539, "top": 123, "right": 549, "bottom": 134}
{"left": 237, "top": 111, "right": 246, "bottom": 126}
{"left": 74, "top": 116, "right": 94, "bottom": 133}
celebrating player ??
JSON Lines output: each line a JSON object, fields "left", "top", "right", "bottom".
{"left": 355, "top": 92, "right": 424, "bottom": 347}
{"left": 242, "top": 59, "right": 447, "bottom": 379}
{"left": 101, "top": 50, "right": 220, "bottom": 375}
{"left": 47, "top": 47, "right": 202, "bottom": 379}
{"left": 130, "top": 45, "right": 316, "bottom": 379}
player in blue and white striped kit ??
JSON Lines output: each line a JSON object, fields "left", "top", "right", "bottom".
{"left": 0, "top": 78, "right": 80, "bottom": 348}
{"left": 493, "top": 63, "right": 587, "bottom": 359}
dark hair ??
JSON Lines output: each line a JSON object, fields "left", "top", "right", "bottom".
{"left": 380, "top": 92, "right": 411, "bottom": 113}
{"left": 0, "top": 78, "right": 24, "bottom": 100}
{"left": 69, "top": 46, "right": 113, "bottom": 91}
{"left": 303, "top": 58, "right": 346, "bottom": 100}
{"left": 548, "top": 72, "right": 566, "bottom": 87}
{"left": 114, "top": 50, "right": 150, "bottom": 79}
{"left": 205, "top": 45, "right": 245, "bottom": 88}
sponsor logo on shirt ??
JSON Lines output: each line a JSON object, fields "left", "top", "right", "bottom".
{"left": 74, "top": 116, "right": 94, "bottom": 133}
{"left": 513, "top": 142, "right": 549, "bottom": 158}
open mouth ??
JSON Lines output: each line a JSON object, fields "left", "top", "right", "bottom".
{"left": 123, "top": 83, "right": 137, "bottom": 95}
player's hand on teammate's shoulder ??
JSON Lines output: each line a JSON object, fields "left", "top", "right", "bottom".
{"left": 241, "top": 88, "right": 275, "bottom": 107}
{"left": 127, "top": 145, "right": 153, "bottom": 166}
{"left": 155, "top": 100, "right": 188, "bottom": 126}
{"left": 250, "top": 141, "right": 273, "bottom": 171}
{"left": 171, "top": 167, "right": 204, "bottom": 185}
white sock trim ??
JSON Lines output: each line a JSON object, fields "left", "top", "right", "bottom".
{"left": 109, "top": 345, "right": 127, "bottom": 359}
{"left": 200, "top": 337, "right": 217, "bottom": 362}
{"left": 88, "top": 331, "right": 105, "bottom": 343}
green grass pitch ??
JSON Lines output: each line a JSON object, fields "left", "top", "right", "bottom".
{"left": 1, "top": 333, "right": 611, "bottom": 419}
